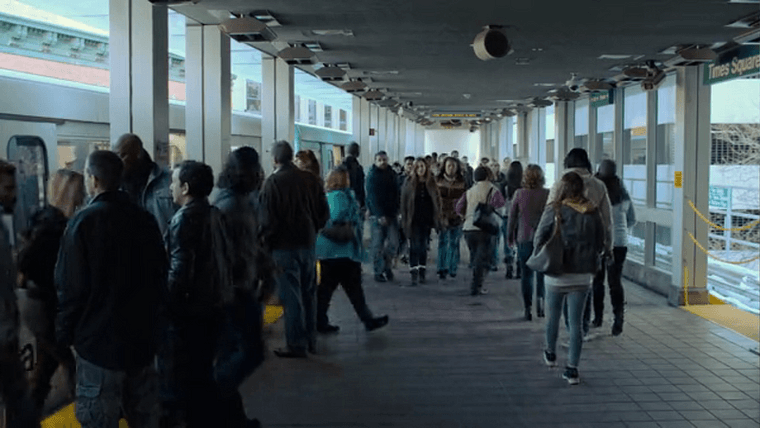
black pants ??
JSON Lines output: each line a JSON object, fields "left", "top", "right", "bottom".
{"left": 585, "top": 246, "right": 628, "bottom": 325}
{"left": 464, "top": 230, "right": 495, "bottom": 292}
{"left": 1, "top": 343, "right": 39, "bottom": 428}
{"left": 318, "top": 258, "right": 373, "bottom": 326}
{"left": 409, "top": 224, "right": 431, "bottom": 268}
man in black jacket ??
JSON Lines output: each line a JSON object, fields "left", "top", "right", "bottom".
{"left": 260, "top": 141, "right": 329, "bottom": 358}
{"left": 366, "top": 151, "right": 401, "bottom": 282}
{"left": 342, "top": 142, "right": 366, "bottom": 214}
{"left": 163, "top": 160, "right": 233, "bottom": 427}
{"left": 55, "top": 150, "right": 167, "bottom": 428}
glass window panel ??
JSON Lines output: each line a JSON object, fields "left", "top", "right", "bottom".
{"left": 324, "top": 105, "right": 332, "bottom": 128}
{"left": 574, "top": 99, "right": 589, "bottom": 149}
{"left": 230, "top": 40, "right": 262, "bottom": 113}
{"left": 339, "top": 109, "right": 347, "bottom": 131}
{"left": 627, "top": 222, "right": 646, "bottom": 263}
{"left": 655, "top": 224, "right": 672, "bottom": 271}
{"left": 623, "top": 85, "right": 647, "bottom": 206}
{"left": 294, "top": 95, "right": 301, "bottom": 122}
{"left": 655, "top": 74, "right": 676, "bottom": 210}
{"left": 245, "top": 80, "right": 261, "bottom": 113}
{"left": 596, "top": 103, "right": 614, "bottom": 163}
{"left": 308, "top": 100, "right": 317, "bottom": 125}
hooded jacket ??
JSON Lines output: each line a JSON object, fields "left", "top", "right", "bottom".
{"left": 533, "top": 198, "right": 605, "bottom": 283}
{"left": 547, "top": 167, "right": 614, "bottom": 253}
{"left": 436, "top": 174, "right": 466, "bottom": 228}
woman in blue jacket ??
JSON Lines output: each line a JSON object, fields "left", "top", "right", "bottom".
{"left": 316, "top": 167, "right": 389, "bottom": 334}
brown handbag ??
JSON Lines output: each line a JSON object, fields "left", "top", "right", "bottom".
{"left": 321, "top": 221, "right": 355, "bottom": 243}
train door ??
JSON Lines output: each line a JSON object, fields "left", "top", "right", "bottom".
{"left": 6, "top": 135, "right": 49, "bottom": 242}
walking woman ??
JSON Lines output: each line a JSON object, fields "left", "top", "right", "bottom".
{"left": 316, "top": 168, "right": 389, "bottom": 333}
{"left": 455, "top": 167, "right": 506, "bottom": 296}
{"left": 504, "top": 161, "right": 523, "bottom": 278}
{"left": 401, "top": 158, "right": 443, "bottom": 285}
{"left": 507, "top": 164, "right": 549, "bottom": 321}
{"left": 587, "top": 159, "right": 636, "bottom": 336}
{"left": 435, "top": 156, "right": 466, "bottom": 280}
{"left": 535, "top": 172, "right": 605, "bottom": 385}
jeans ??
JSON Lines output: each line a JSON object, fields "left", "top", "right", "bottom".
{"left": 409, "top": 224, "right": 431, "bottom": 268}
{"left": 585, "top": 246, "right": 628, "bottom": 325}
{"left": 318, "top": 258, "right": 373, "bottom": 326}
{"left": 370, "top": 216, "right": 399, "bottom": 275}
{"left": 517, "top": 241, "right": 545, "bottom": 309}
{"left": 437, "top": 226, "right": 463, "bottom": 276}
{"left": 273, "top": 248, "right": 317, "bottom": 351}
{"left": 546, "top": 287, "right": 589, "bottom": 368}
{"left": 465, "top": 230, "right": 495, "bottom": 292}
{"left": 74, "top": 353, "right": 159, "bottom": 428}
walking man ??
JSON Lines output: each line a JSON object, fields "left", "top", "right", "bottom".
{"left": 56, "top": 151, "right": 167, "bottom": 427}
{"left": 260, "top": 141, "right": 329, "bottom": 358}
{"left": 366, "top": 151, "right": 401, "bottom": 282}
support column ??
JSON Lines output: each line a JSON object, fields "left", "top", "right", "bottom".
{"left": 185, "top": 24, "right": 231, "bottom": 175}
{"left": 516, "top": 112, "right": 530, "bottom": 165}
{"left": 613, "top": 90, "right": 624, "bottom": 167}
{"left": 505, "top": 116, "right": 514, "bottom": 160}
{"left": 588, "top": 104, "right": 598, "bottom": 168}
{"left": 109, "top": 0, "right": 169, "bottom": 164}
{"left": 671, "top": 66, "right": 711, "bottom": 306}
{"left": 536, "top": 108, "right": 548, "bottom": 167}
{"left": 352, "top": 96, "right": 370, "bottom": 166}
{"left": 261, "top": 56, "right": 294, "bottom": 174}
{"left": 553, "top": 101, "right": 573, "bottom": 180}
{"left": 527, "top": 108, "right": 545, "bottom": 165}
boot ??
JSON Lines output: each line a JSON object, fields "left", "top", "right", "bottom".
{"left": 365, "top": 315, "right": 389, "bottom": 331}
{"left": 438, "top": 270, "right": 447, "bottom": 280}
{"left": 419, "top": 267, "right": 427, "bottom": 284}
{"left": 515, "top": 263, "right": 522, "bottom": 279}
{"left": 536, "top": 297, "right": 545, "bottom": 318}
{"left": 612, "top": 312, "right": 624, "bottom": 336}
{"left": 410, "top": 268, "right": 418, "bottom": 286}
{"left": 505, "top": 264, "right": 514, "bottom": 279}
{"left": 524, "top": 307, "right": 532, "bottom": 321}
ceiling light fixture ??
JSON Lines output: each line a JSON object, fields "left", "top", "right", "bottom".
{"left": 362, "top": 70, "right": 400, "bottom": 76}
{"left": 277, "top": 46, "right": 317, "bottom": 65}
{"left": 531, "top": 47, "right": 544, "bottom": 52}
{"left": 218, "top": 17, "right": 276, "bottom": 43}
{"left": 515, "top": 57, "right": 531, "bottom": 65}
{"left": 302, "top": 41, "right": 324, "bottom": 52}
{"left": 250, "top": 10, "right": 281, "bottom": 27}
{"left": 341, "top": 80, "right": 368, "bottom": 93}
{"left": 315, "top": 65, "right": 347, "bottom": 82}
{"left": 309, "top": 29, "right": 354, "bottom": 36}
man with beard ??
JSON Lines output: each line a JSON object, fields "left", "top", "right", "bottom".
{"left": 112, "top": 133, "right": 176, "bottom": 235}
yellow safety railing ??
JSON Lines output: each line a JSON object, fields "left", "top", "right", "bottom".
{"left": 683, "top": 265, "right": 690, "bottom": 307}
{"left": 686, "top": 199, "right": 759, "bottom": 265}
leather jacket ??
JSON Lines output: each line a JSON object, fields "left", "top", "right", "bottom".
{"left": 0, "top": 220, "right": 18, "bottom": 346}
{"left": 166, "top": 198, "right": 230, "bottom": 319}
{"left": 125, "top": 162, "right": 177, "bottom": 237}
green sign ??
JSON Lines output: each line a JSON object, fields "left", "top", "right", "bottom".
{"left": 590, "top": 90, "right": 613, "bottom": 108}
{"left": 704, "top": 45, "right": 760, "bottom": 85}
{"left": 708, "top": 186, "right": 732, "bottom": 210}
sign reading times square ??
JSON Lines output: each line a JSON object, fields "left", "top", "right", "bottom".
{"left": 704, "top": 45, "right": 760, "bottom": 85}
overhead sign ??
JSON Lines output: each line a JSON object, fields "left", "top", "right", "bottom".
{"left": 674, "top": 171, "right": 682, "bottom": 188}
{"left": 431, "top": 113, "right": 481, "bottom": 118}
{"left": 709, "top": 186, "right": 732, "bottom": 210}
{"left": 704, "top": 45, "right": 760, "bottom": 85}
{"left": 590, "top": 90, "right": 613, "bottom": 108}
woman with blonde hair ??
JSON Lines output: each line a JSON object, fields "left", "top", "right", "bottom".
{"left": 316, "top": 167, "right": 388, "bottom": 333}
{"left": 17, "top": 169, "right": 84, "bottom": 412}
{"left": 295, "top": 149, "right": 321, "bottom": 181}
{"left": 401, "top": 158, "right": 442, "bottom": 285}
{"left": 508, "top": 164, "right": 549, "bottom": 321}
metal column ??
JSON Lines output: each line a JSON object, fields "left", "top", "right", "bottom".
{"left": 261, "top": 56, "right": 294, "bottom": 174}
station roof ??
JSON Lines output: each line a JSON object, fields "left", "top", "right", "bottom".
{"left": 174, "top": 0, "right": 758, "bottom": 115}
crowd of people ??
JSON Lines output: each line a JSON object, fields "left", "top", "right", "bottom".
{"left": 0, "top": 137, "right": 637, "bottom": 427}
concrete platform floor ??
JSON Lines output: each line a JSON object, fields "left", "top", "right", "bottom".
{"left": 244, "top": 264, "right": 760, "bottom": 428}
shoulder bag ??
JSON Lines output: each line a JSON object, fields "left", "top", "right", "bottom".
{"left": 526, "top": 208, "right": 564, "bottom": 275}
{"left": 472, "top": 188, "right": 501, "bottom": 235}
{"left": 321, "top": 220, "right": 355, "bottom": 243}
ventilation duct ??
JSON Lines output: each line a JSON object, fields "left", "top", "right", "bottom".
{"left": 581, "top": 80, "right": 614, "bottom": 92}
{"left": 277, "top": 46, "right": 316, "bottom": 65}
{"left": 363, "top": 90, "right": 385, "bottom": 101}
{"left": 473, "top": 25, "right": 512, "bottom": 61}
{"left": 341, "top": 80, "right": 368, "bottom": 93}
{"left": 735, "top": 27, "right": 760, "bottom": 45}
{"left": 529, "top": 98, "right": 553, "bottom": 108}
{"left": 315, "top": 66, "right": 346, "bottom": 82}
{"left": 218, "top": 17, "right": 276, "bottom": 43}
{"left": 668, "top": 47, "right": 718, "bottom": 67}
{"left": 377, "top": 98, "right": 399, "bottom": 108}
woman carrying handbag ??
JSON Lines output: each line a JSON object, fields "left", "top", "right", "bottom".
{"left": 531, "top": 172, "right": 605, "bottom": 385}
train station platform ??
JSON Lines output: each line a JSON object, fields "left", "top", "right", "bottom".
{"left": 242, "top": 267, "right": 759, "bottom": 428}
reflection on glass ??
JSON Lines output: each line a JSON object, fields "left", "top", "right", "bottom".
{"left": 324, "top": 105, "right": 332, "bottom": 128}
{"left": 308, "top": 100, "right": 317, "bottom": 125}
{"left": 596, "top": 103, "right": 614, "bottom": 167}
{"left": 656, "top": 74, "right": 676, "bottom": 210}
{"left": 339, "top": 109, "right": 347, "bottom": 131}
{"left": 623, "top": 85, "right": 647, "bottom": 206}
{"left": 245, "top": 80, "right": 261, "bottom": 113}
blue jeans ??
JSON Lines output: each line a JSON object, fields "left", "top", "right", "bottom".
{"left": 370, "top": 216, "right": 399, "bottom": 275}
{"left": 409, "top": 224, "right": 431, "bottom": 268}
{"left": 545, "top": 286, "right": 589, "bottom": 368}
{"left": 273, "top": 248, "right": 317, "bottom": 351}
{"left": 74, "top": 353, "right": 159, "bottom": 428}
{"left": 437, "top": 226, "right": 463, "bottom": 276}
{"left": 465, "top": 231, "right": 495, "bottom": 292}
{"left": 517, "top": 242, "right": 545, "bottom": 309}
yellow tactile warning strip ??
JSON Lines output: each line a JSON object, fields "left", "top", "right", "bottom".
{"left": 683, "top": 304, "right": 760, "bottom": 342}
{"left": 41, "top": 305, "right": 284, "bottom": 428}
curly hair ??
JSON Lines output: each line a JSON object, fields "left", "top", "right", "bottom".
{"left": 521, "top": 164, "right": 545, "bottom": 189}
{"left": 295, "top": 149, "right": 321, "bottom": 178}
{"left": 325, "top": 167, "right": 349, "bottom": 191}
{"left": 217, "top": 147, "right": 262, "bottom": 194}
{"left": 436, "top": 156, "right": 463, "bottom": 181}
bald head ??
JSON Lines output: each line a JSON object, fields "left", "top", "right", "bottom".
{"left": 113, "top": 133, "right": 145, "bottom": 175}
